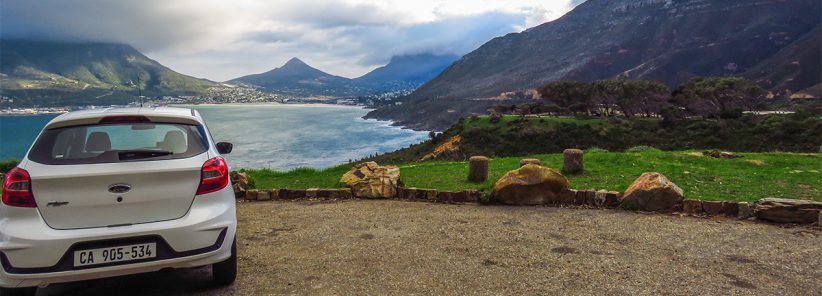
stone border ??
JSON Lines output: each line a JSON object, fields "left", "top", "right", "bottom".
{"left": 241, "top": 188, "right": 354, "bottom": 202}
{"left": 236, "top": 188, "right": 821, "bottom": 225}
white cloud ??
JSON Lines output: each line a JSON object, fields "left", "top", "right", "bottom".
{"left": 1, "top": 0, "right": 581, "bottom": 81}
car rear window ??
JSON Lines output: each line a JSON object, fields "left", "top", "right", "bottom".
{"left": 28, "top": 122, "right": 209, "bottom": 165}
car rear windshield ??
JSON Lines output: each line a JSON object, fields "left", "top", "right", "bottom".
{"left": 28, "top": 122, "right": 209, "bottom": 165}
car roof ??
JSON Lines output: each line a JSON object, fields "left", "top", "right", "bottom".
{"left": 46, "top": 107, "right": 202, "bottom": 129}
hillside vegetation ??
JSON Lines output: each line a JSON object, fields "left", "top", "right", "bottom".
{"left": 244, "top": 150, "right": 822, "bottom": 202}
{"left": 366, "top": 109, "right": 821, "bottom": 164}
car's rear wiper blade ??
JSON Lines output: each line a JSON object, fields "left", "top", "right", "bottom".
{"left": 117, "top": 150, "right": 173, "bottom": 161}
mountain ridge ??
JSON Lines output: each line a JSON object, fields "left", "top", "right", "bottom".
{"left": 366, "top": 0, "right": 822, "bottom": 130}
{"left": 0, "top": 39, "right": 216, "bottom": 106}
{"left": 228, "top": 54, "right": 458, "bottom": 97}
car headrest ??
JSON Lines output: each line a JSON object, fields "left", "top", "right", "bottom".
{"left": 85, "top": 132, "right": 111, "bottom": 152}
{"left": 161, "top": 130, "right": 187, "bottom": 154}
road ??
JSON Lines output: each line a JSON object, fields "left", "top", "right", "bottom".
{"left": 40, "top": 200, "right": 822, "bottom": 295}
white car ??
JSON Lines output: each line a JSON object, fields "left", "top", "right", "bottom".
{"left": 0, "top": 107, "right": 237, "bottom": 295}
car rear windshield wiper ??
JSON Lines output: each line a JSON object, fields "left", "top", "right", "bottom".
{"left": 117, "top": 150, "right": 173, "bottom": 161}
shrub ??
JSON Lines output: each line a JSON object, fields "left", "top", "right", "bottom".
{"left": 0, "top": 160, "right": 19, "bottom": 173}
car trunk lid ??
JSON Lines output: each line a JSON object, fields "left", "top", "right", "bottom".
{"left": 27, "top": 154, "right": 208, "bottom": 230}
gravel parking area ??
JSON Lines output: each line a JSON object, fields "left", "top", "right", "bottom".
{"left": 41, "top": 200, "right": 821, "bottom": 295}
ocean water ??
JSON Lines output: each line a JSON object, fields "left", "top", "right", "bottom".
{"left": 0, "top": 114, "right": 60, "bottom": 161}
{"left": 0, "top": 104, "right": 429, "bottom": 170}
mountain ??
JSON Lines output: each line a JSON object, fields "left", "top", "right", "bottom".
{"left": 742, "top": 26, "right": 821, "bottom": 94}
{"left": 229, "top": 54, "right": 458, "bottom": 97}
{"left": 228, "top": 58, "right": 365, "bottom": 97}
{"left": 0, "top": 39, "right": 216, "bottom": 107}
{"left": 353, "top": 54, "right": 459, "bottom": 92}
{"left": 366, "top": 0, "right": 822, "bottom": 130}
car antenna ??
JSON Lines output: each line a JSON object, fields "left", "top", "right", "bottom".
{"left": 137, "top": 74, "right": 143, "bottom": 107}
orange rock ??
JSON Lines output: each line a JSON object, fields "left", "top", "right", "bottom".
{"left": 620, "top": 172, "right": 684, "bottom": 212}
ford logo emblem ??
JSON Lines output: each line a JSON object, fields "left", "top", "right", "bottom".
{"left": 108, "top": 184, "right": 132, "bottom": 194}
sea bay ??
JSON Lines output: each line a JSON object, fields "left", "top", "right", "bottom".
{"left": 0, "top": 104, "right": 429, "bottom": 170}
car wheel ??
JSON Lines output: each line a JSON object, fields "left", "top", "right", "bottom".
{"left": 212, "top": 238, "right": 237, "bottom": 286}
{"left": 0, "top": 287, "right": 37, "bottom": 296}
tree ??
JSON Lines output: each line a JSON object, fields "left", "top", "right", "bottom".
{"left": 537, "top": 81, "right": 594, "bottom": 115}
{"left": 588, "top": 80, "right": 671, "bottom": 117}
{"left": 672, "top": 77, "right": 766, "bottom": 118}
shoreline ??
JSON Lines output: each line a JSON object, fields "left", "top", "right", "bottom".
{"left": 171, "top": 102, "right": 373, "bottom": 110}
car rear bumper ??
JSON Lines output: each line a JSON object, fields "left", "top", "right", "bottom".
{"left": 0, "top": 186, "right": 236, "bottom": 288}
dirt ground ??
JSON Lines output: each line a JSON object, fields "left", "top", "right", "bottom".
{"left": 41, "top": 200, "right": 822, "bottom": 295}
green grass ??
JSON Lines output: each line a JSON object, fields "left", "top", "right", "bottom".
{"left": 244, "top": 165, "right": 352, "bottom": 190}
{"left": 243, "top": 150, "right": 822, "bottom": 202}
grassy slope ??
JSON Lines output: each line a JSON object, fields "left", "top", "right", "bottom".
{"left": 245, "top": 149, "right": 822, "bottom": 202}
{"left": 367, "top": 113, "right": 822, "bottom": 165}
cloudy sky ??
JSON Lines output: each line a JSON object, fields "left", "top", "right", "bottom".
{"left": 2, "top": 0, "right": 584, "bottom": 81}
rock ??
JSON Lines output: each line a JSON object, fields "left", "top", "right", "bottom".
{"left": 468, "top": 156, "right": 489, "bottom": 183}
{"left": 231, "top": 171, "right": 250, "bottom": 189}
{"left": 620, "top": 173, "right": 684, "bottom": 212}
{"left": 604, "top": 191, "right": 622, "bottom": 208}
{"left": 231, "top": 171, "right": 251, "bottom": 199}
{"left": 682, "top": 199, "right": 703, "bottom": 215}
{"left": 737, "top": 202, "right": 754, "bottom": 219}
{"left": 425, "top": 189, "right": 439, "bottom": 201}
{"left": 451, "top": 191, "right": 467, "bottom": 203}
{"left": 340, "top": 162, "right": 400, "bottom": 199}
{"left": 702, "top": 149, "right": 741, "bottom": 159}
{"left": 754, "top": 198, "right": 822, "bottom": 223}
{"left": 257, "top": 190, "right": 271, "bottom": 201}
{"left": 573, "top": 190, "right": 588, "bottom": 205}
{"left": 245, "top": 189, "right": 259, "bottom": 201}
{"left": 593, "top": 190, "right": 608, "bottom": 207}
{"left": 493, "top": 164, "right": 569, "bottom": 205}
{"left": 702, "top": 201, "right": 724, "bottom": 216}
{"left": 556, "top": 189, "right": 576, "bottom": 205}
{"left": 464, "top": 190, "right": 481, "bottom": 203}
{"left": 436, "top": 191, "right": 453, "bottom": 203}
{"left": 563, "top": 149, "right": 584, "bottom": 175}
{"left": 338, "top": 188, "right": 354, "bottom": 199}
{"left": 519, "top": 158, "right": 541, "bottom": 167}
{"left": 270, "top": 189, "right": 280, "bottom": 200}
{"left": 396, "top": 187, "right": 408, "bottom": 199}
{"left": 723, "top": 201, "right": 739, "bottom": 217}
{"left": 281, "top": 189, "right": 306, "bottom": 200}
{"left": 580, "top": 190, "right": 595, "bottom": 206}
{"left": 316, "top": 189, "right": 337, "bottom": 199}
{"left": 305, "top": 188, "right": 319, "bottom": 198}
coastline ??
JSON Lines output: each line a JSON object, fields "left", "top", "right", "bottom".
{"left": 177, "top": 102, "right": 426, "bottom": 132}
{"left": 172, "top": 102, "right": 373, "bottom": 110}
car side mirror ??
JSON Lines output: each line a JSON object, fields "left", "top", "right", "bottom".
{"left": 216, "top": 142, "right": 233, "bottom": 154}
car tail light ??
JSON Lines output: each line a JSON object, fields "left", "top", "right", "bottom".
{"left": 197, "top": 157, "right": 229, "bottom": 195}
{"left": 2, "top": 167, "right": 37, "bottom": 208}
{"left": 99, "top": 115, "right": 151, "bottom": 124}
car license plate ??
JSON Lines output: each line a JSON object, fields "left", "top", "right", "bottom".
{"left": 74, "top": 243, "right": 156, "bottom": 267}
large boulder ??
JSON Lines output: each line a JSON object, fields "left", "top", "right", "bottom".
{"left": 230, "top": 171, "right": 251, "bottom": 199}
{"left": 492, "top": 164, "right": 569, "bottom": 205}
{"left": 340, "top": 162, "right": 400, "bottom": 199}
{"left": 754, "top": 198, "right": 822, "bottom": 224}
{"left": 620, "top": 172, "right": 684, "bottom": 212}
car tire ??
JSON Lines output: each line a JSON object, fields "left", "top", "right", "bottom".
{"left": 212, "top": 238, "right": 237, "bottom": 286}
{"left": 0, "top": 287, "right": 37, "bottom": 296}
